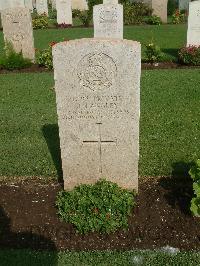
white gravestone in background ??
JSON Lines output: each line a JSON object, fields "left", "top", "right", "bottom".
{"left": 179, "top": 0, "right": 190, "bottom": 11}
{"left": 1, "top": 7, "right": 35, "bottom": 62}
{"left": 72, "top": 0, "right": 88, "bottom": 10}
{"left": 53, "top": 39, "right": 141, "bottom": 191}
{"left": 36, "top": 0, "right": 48, "bottom": 15}
{"left": 93, "top": 4, "right": 123, "bottom": 39}
{"left": 0, "top": 0, "right": 25, "bottom": 10}
{"left": 56, "top": 0, "right": 72, "bottom": 25}
{"left": 187, "top": 1, "right": 200, "bottom": 46}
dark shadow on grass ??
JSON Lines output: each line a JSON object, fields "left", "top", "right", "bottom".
{"left": 158, "top": 161, "right": 195, "bottom": 215}
{"left": 42, "top": 124, "right": 63, "bottom": 183}
{"left": 162, "top": 48, "right": 179, "bottom": 61}
{"left": 0, "top": 206, "right": 57, "bottom": 265}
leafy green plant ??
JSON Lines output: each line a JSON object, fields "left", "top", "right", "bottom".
{"left": 189, "top": 160, "right": 200, "bottom": 217}
{"left": 56, "top": 179, "right": 136, "bottom": 234}
{"left": 32, "top": 14, "right": 48, "bottom": 29}
{"left": 78, "top": 10, "right": 91, "bottom": 27}
{"left": 36, "top": 42, "right": 55, "bottom": 69}
{"left": 123, "top": 2, "right": 152, "bottom": 25}
{"left": 167, "top": 0, "right": 178, "bottom": 16}
{"left": 178, "top": 46, "right": 200, "bottom": 66}
{"left": 172, "top": 9, "right": 186, "bottom": 24}
{"left": 0, "top": 42, "right": 32, "bottom": 70}
{"left": 147, "top": 15, "right": 162, "bottom": 25}
{"left": 72, "top": 9, "right": 81, "bottom": 18}
{"left": 145, "top": 42, "right": 164, "bottom": 63}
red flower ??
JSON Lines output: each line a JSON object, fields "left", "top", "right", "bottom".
{"left": 49, "top": 41, "right": 57, "bottom": 47}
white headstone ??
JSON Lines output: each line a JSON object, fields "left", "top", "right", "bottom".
{"left": 52, "top": 38, "right": 141, "bottom": 191}
{"left": 52, "top": 0, "right": 56, "bottom": 9}
{"left": 36, "top": 0, "right": 48, "bottom": 15}
{"left": 187, "top": 1, "right": 200, "bottom": 46}
{"left": 103, "top": 0, "right": 118, "bottom": 4}
{"left": 56, "top": 0, "right": 72, "bottom": 25}
{"left": 0, "top": 0, "right": 25, "bottom": 10}
{"left": 93, "top": 4, "right": 123, "bottom": 39}
{"left": 24, "top": 0, "right": 33, "bottom": 11}
{"left": 1, "top": 7, "right": 35, "bottom": 62}
{"left": 179, "top": 0, "right": 190, "bottom": 11}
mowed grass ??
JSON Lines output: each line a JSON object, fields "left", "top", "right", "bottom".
{"left": 0, "top": 24, "right": 187, "bottom": 60}
{"left": 0, "top": 69, "right": 200, "bottom": 179}
{"left": 0, "top": 249, "right": 200, "bottom": 266}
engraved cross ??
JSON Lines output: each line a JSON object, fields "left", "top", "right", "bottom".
{"left": 83, "top": 123, "right": 116, "bottom": 173}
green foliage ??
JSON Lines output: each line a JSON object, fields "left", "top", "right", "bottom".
{"left": 0, "top": 42, "right": 32, "bottom": 70}
{"left": 189, "top": 160, "right": 200, "bottom": 217}
{"left": 78, "top": 10, "right": 91, "bottom": 27}
{"left": 72, "top": 9, "right": 81, "bottom": 18}
{"left": 168, "top": 0, "right": 178, "bottom": 16}
{"left": 124, "top": 2, "right": 152, "bottom": 25}
{"left": 49, "top": 8, "right": 57, "bottom": 19}
{"left": 178, "top": 46, "right": 200, "bottom": 66}
{"left": 36, "top": 42, "right": 55, "bottom": 69}
{"left": 147, "top": 15, "right": 162, "bottom": 25}
{"left": 172, "top": 9, "right": 186, "bottom": 24}
{"left": 56, "top": 179, "right": 136, "bottom": 234}
{"left": 145, "top": 42, "right": 163, "bottom": 63}
{"left": 32, "top": 14, "right": 48, "bottom": 29}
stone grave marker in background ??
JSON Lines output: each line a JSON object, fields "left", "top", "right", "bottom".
{"left": 72, "top": 0, "right": 88, "bottom": 10}
{"left": 187, "top": 0, "right": 200, "bottom": 46}
{"left": 56, "top": 0, "right": 72, "bottom": 25}
{"left": 134, "top": 0, "right": 168, "bottom": 23}
{"left": 53, "top": 38, "right": 141, "bottom": 191}
{"left": 1, "top": 7, "right": 35, "bottom": 61}
{"left": 93, "top": 1, "right": 123, "bottom": 39}
{"left": 36, "top": 0, "right": 48, "bottom": 15}
{"left": 179, "top": 0, "right": 190, "bottom": 11}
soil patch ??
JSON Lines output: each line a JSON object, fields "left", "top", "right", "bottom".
{"left": 0, "top": 176, "right": 199, "bottom": 251}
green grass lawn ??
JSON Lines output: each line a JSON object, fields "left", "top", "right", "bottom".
{"left": 0, "top": 249, "right": 200, "bottom": 266}
{"left": 0, "top": 24, "right": 187, "bottom": 60}
{"left": 0, "top": 69, "right": 199, "bottom": 179}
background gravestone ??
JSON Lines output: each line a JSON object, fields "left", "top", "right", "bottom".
{"left": 187, "top": 0, "right": 200, "bottom": 46}
{"left": 53, "top": 39, "right": 141, "bottom": 191}
{"left": 72, "top": 0, "right": 88, "bottom": 10}
{"left": 56, "top": 0, "right": 72, "bottom": 25}
{"left": 179, "top": 0, "right": 190, "bottom": 11}
{"left": 24, "top": 0, "right": 33, "bottom": 11}
{"left": 1, "top": 7, "right": 35, "bottom": 62}
{"left": 36, "top": 0, "right": 48, "bottom": 15}
{"left": 93, "top": 4, "right": 123, "bottom": 39}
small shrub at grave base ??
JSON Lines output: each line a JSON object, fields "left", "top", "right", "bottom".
{"left": 146, "top": 15, "right": 162, "bottom": 25}
{"left": 36, "top": 42, "right": 55, "bottom": 69}
{"left": 144, "top": 42, "right": 164, "bottom": 63}
{"left": 32, "top": 14, "right": 48, "bottom": 29}
{"left": 0, "top": 43, "right": 32, "bottom": 70}
{"left": 178, "top": 46, "right": 200, "bottom": 66}
{"left": 168, "top": 0, "right": 178, "bottom": 15}
{"left": 72, "top": 9, "right": 81, "bottom": 18}
{"left": 189, "top": 160, "right": 200, "bottom": 217}
{"left": 49, "top": 8, "right": 57, "bottom": 19}
{"left": 78, "top": 10, "right": 92, "bottom": 27}
{"left": 172, "top": 9, "right": 187, "bottom": 24}
{"left": 57, "top": 23, "right": 72, "bottom": 28}
{"left": 56, "top": 179, "right": 136, "bottom": 234}
{"left": 123, "top": 2, "right": 152, "bottom": 25}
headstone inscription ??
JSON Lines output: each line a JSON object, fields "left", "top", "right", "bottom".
{"left": 93, "top": 3, "right": 123, "bottom": 39}
{"left": 52, "top": 38, "right": 141, "bottom": 191}
{"left": 56, "top": 0, "right": 72, "bottom": 25}
{"left": 1, "top": 7, "right": 35, "bottom": 61}
{"left": 187, "top": 0, "right": 200, "bottom": 46}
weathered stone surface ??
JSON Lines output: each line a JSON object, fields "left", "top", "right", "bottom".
{"left": 93, "top": 4, "right": 123, "bottom": 39}
{"left": 56, "top": 0, "right": 72, "bottom": 25}
{"left": 1, "top": 7, "right": 35, "bottom": 61}
{"left": 24, "top": 0, "right": 33, "bottom": 11}
{"left": 36, "top": 0, "right": 48, "bottom": 15}
{"left": 103, "top": 0, "right": 118, "bottom": 4}
{"left": 0, "top": 0, "right": 25, "bottom": 10}
{"left": 72, "top": 0, "right": 88, "bottom": 10}
{"left": 179, "top": 0, "right": 190, "bottom": 11}
{"left": 187, "top": 1, "right": 200, "bottom": 46}
{"left": 53, "top": 38, "right": 141, "bottom": 191}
